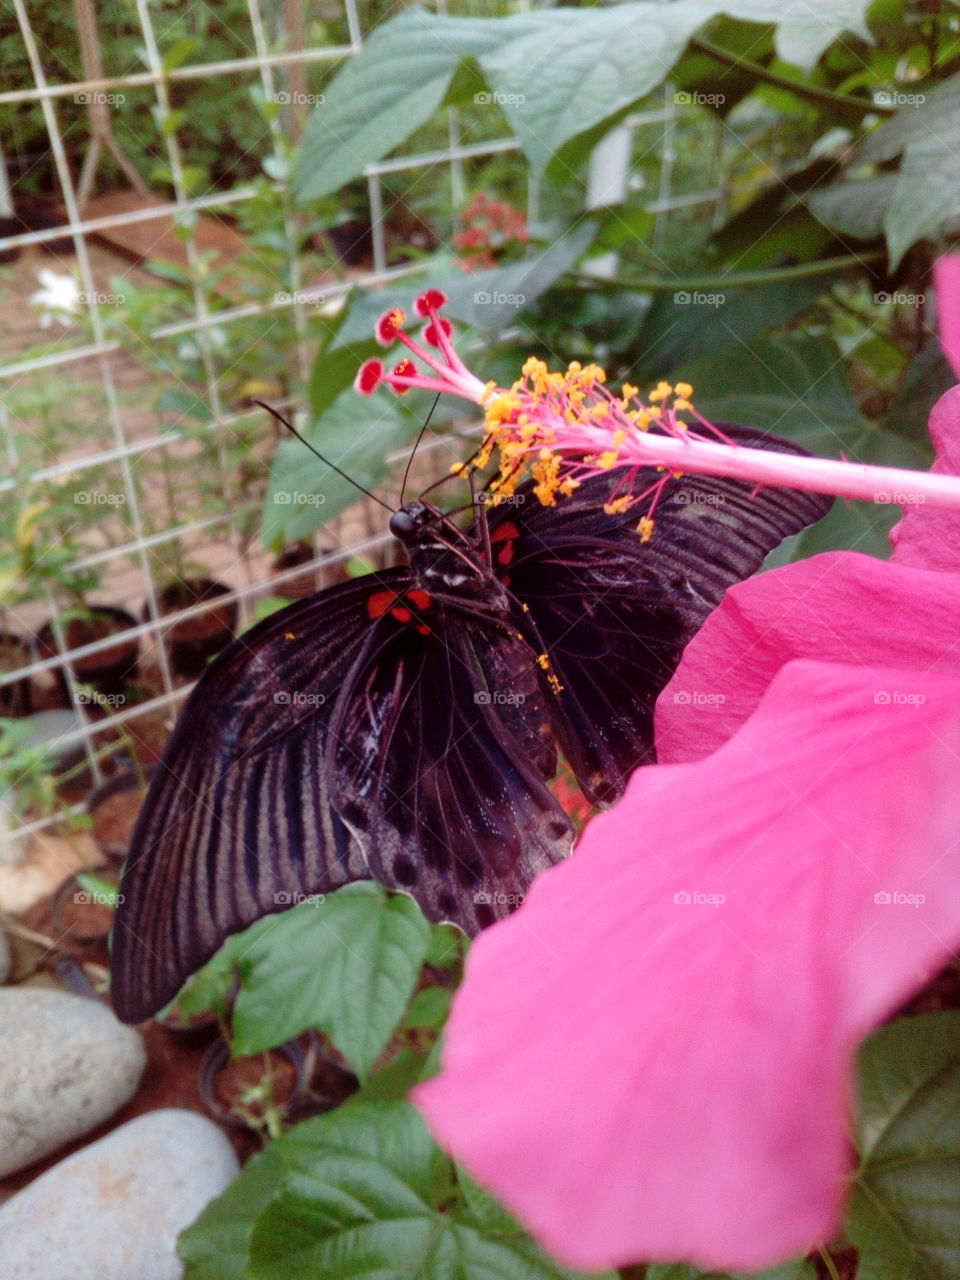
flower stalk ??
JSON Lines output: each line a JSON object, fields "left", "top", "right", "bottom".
{"left": 355, "top": 290, "right": 960, "bottom": 514}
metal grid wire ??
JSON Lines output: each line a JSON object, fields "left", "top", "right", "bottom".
{"left": 0, "top": 0, "right": 737, "bottom": 850}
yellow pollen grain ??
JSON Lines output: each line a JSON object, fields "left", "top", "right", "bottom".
{"left": 537, "top": 653, "right": 551, "bottom": 670}
{"left": 649, "top": 381, "right": 673, "bottom": 403}
{"left": 636, "top": 517, "right": 655, "bottom": 543}
{"left": 675, "top": 382, "right": 693, "bottom": 399}
{"left": 595, "top": 450, "right": 620, "bottom": 470}
{"left": 285, "top": 632, "right": 297, "bottom": 640}
{"left": 604, "top": 496, "right": 632, "bottom": 515}
{"left": 558, "top": 477, "right": 580, "bottom": 496}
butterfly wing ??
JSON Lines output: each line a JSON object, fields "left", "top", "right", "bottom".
{"left": 111, "top": 570, "right": 571, "bottom": 1022}
{"left": 479, "top": 423, "right": 834, "bottom": 804}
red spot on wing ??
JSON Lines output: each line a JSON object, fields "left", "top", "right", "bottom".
{"left": 416, "top": 624, "right": 430, "bottom": 636}
{"left": 367, "top": 590, "right": 398, "bottom": 619}
{"left": 497, "top": 540, "right": 515, "bottom": 567}
{"left": 490, "top": 521, "right": 520, "bottom": 542}
{"left": 391, "top": 607, "right": 412, "bottom": 623}
{"left": 407, "top": 589, "right": 433, "bottom": 610}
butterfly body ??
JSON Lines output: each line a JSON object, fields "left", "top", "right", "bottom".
{"left": 111, "top": 427, "right": 832, "bottom": 1022}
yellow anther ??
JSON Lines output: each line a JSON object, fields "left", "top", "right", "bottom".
{"left": 636, "top": 517, "right": 655, "bottom": 543}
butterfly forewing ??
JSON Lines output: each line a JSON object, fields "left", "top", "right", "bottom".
{"left": 479, "top": 424, "right": 834, "bottom": 804}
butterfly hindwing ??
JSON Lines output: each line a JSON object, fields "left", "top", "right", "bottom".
{"left": 480, "top": 423, "right": 834, "bottom": 804}
{"left": 111, "top": 570, "right": 571, "bottom": 1022}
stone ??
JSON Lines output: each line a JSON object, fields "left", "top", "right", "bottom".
{"left": 0, "top": 1109, "right": 239, "bottom": 1279}
{"left": 0, "top": 987, "right": 146, "bottom": 1177}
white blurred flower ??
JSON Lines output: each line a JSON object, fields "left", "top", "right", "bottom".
{"left": 29, "top": 269, "right": 81, "bottom": 328}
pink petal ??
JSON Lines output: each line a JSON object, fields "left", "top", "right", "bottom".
{"left": 415, "top": 661, "right": 960, "bottom": 1272}
{"left": 934, "top": 254, "right": 960, "bottom": 380}
{"left": 656, "top": 550, "right": 960, "bottom": 763}
{"left": 890, "top": 384, "right": 960, "bottom": 572}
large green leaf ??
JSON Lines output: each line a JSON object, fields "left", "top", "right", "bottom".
{"left": 646, "top": 1260, "right": 815, "bottom": 1280}
{"left": 294, "top": 7, "right": 550, "bottom": 201}
{"left": 295, "top": 2, "right": 872, "bottom": 203}
{"left": 248, "top": 1100, "right": 616, "bottom": 1280}
{"left": 847, "top": 1012, "right": 960, "bottom": 1280}
{"left": 261, "top": 386, "right": 419, "bottom": 548}
{"left": 856, "top": 70, "right": 960, "bottom": 267}
{"left": 231, "top": 882, "right": 432, "bottom": 1078}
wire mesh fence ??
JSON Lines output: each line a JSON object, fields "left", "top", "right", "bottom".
{"left": 0, "top": 0, "right": 750, "bottom": 853}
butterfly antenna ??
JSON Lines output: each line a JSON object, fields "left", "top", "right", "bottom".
{"left": 400, "top": 391, "right": 441, "bottom": 504}
{"left": 253, "top": 400, "right": 395, "bottom": 514}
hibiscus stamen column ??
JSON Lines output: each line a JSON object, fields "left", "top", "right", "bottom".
{"left": 356, "top": 290, "right": 960, "bottom": 514}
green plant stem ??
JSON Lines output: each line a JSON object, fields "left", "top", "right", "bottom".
{"left": 689, "top": 35, "right": 894, "bottom": 118}
{"left": 570, "top": 250, "right": 884, "bottom": 294}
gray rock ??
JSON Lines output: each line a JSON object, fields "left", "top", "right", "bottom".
{"left": 0, "top": 1109, "right": 239, "bottom": 1280}
{"left": 0, "top": 987, "right": 146, "bottom": 1177}
{"left": 0, "top": 927, "right": 10, "bottom": 984}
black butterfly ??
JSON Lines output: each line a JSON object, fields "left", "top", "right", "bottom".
{"left": 110, "top": 424, "right": 831, "bottom": 1022}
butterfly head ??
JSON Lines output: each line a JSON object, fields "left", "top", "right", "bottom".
{"left": 388, "top": 501, "right": 434, "bottom": 543}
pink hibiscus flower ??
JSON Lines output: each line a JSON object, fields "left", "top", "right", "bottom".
{"left": 412, "top": 386, "right": 960, "bottom": 1272}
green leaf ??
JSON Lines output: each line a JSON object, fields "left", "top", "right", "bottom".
{"left": 635, "top": 276, "right": 830, "bottom": 382}
{"left": 646, "top": 1261, "right": 815, "bottom": 1280}
{"left": 685, "top": 332, "right": 930, "bottom": 561}
{"left": 156, "top": 387, "right": 210, "bottom": 422}
{"left": 248, "top": 1100, "right": 616, "bottom": 1280}
{"left": 294, "top": 7, "right": 544, "bottom": 203}
{"left": 856, "top": 70, "right": 960, "bottom": 267}
{"left": 332, "top": 224, "right": 597, "bottom": 347}
{"left": 261, "top": 387, "right": 418, "bottom": 548}
{"left": 402, "top": 986, "right": 453, "bottom": 1032}
{"left": 180, "top": 1145, "right": 286, "bottom": 1280}
{"left": 806, "top": 175, "right": 899, "bottom": 242}
{"left": 847, "top": 1011, "right": 960, "bottom": 1280}
{"left": 295, "top": 2, "right": 874, "bottom": 202}
{"left": 231, "top": 883, "right": 432, "bottom": 1078}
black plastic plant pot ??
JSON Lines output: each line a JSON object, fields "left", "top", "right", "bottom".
{"left": 198, "top": 1036, "right": 314, "bottom": 1134}
{"left": 0, "top": 631, "right": 33, "bottom": 717}
{"left": 51, "top": 871, "right": 119, "bottom": 944}
{"left": 86, "top": 765, "right": 157, "bottom": 861}
{"left": 36, "top": 606, "right": 140, "bottom": 703}
{"left": 150, "top": 578, "right": 238, "bottom": 679}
